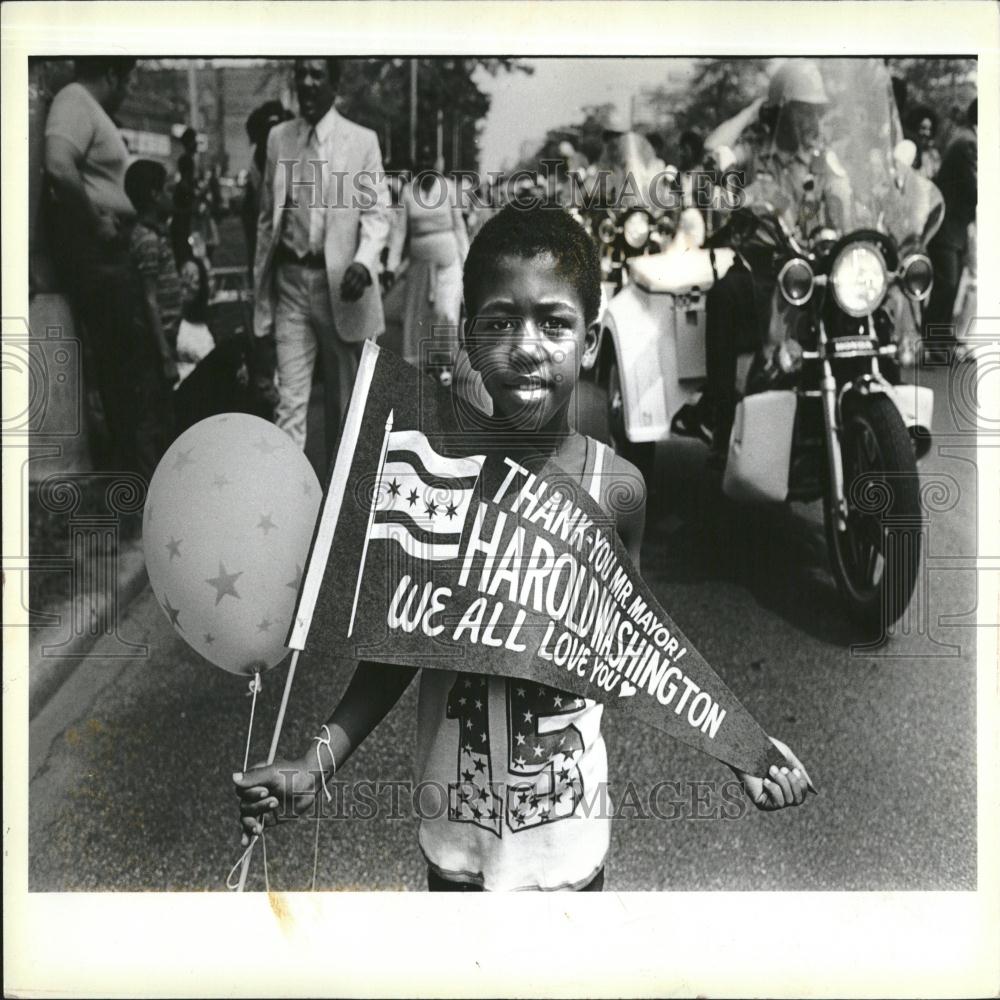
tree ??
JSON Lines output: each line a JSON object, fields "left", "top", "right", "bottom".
{"left": 337, "top": 57, "right": 532, "bottom": 172}
{"left": 887, "top": 57, "right": 977, "bottom": 144}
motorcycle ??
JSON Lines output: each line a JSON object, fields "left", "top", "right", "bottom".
{"left": 594, "top": 58, "right": 942, "bottom": 628}
{"left": 574, "top": 131, "right": 674, "bottom": 294}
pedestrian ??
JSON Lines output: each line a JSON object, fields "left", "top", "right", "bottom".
{"left": 384, "top": 144, "right": 469, "bottom": 384}
{"left": 170, "top": 126, "right": 198, "bottom": 266}
{"left": 241, "top": 100, "right": 293, "bottom": 275}
{"left": 925, "top": 97, "right": 977, "bottom": 350}
{"left": 234, "top": 204, "right": 814, "bottom": 891}
{"left": 123, "top": 159, "right": 180, "bottom": 477}
{"left": 44, "top": 55, "right": 143, "bottom": 473}
{"left": 175, "top": 254, "right": 216, "bottom": 384}
{"left": 904, "top": 104, "right": 942, "bottom": 180}
{"left": 252, "top": 57, "right": 391, "bottom": 458}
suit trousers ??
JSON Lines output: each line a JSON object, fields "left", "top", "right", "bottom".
{"left": 274, "top": 262, "right": 363, "bottom": 457}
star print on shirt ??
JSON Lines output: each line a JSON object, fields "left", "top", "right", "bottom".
{"left": 424, "top": 500, "right": 438, "bottom": 518}
{"left": 447, "top": 675, "right": 502, "bottom": 837}
{"left": 407, "top": 488, "right": 419, "bottom": 507}
{"left": 386, "top": 478, "right": 401, "bottom": 498}
{"left": 445, "top": 502, "right": 458, "bottom": 520}
{"left": 205, "top": 561, "right": 242, "bottom": 604}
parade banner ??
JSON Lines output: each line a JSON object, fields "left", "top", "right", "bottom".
{"left": 290, "top": 342, "right": 786, "bottom": 777}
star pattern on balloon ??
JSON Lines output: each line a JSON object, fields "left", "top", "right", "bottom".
{"left": 205, "top": 561, "right": 243, "bottom": 605}
{"left": 204, "top": 633, "right": 215, "bottom": 645}
{"left": 161, "top": 594, "right": 183, "bottom": 630}
{"left": 253, "top": 436, "right": 283, "bottom": 455}
{"left": 165, "top": 536, "right": 182, "bottom": 560}
{"left": 286, "top": 564, "right": 303, "bottom": 591}
{"left": 173, "top": 448, "right": 195, "bottom": 472}
{"left": 257, "top": 617, "right": 273, "bottom": 632}
{"left": 212, "top": 473, "right": 232, "bottom": 491}
{"left": 257, "top": 513, "right": 277, "bottom": 534}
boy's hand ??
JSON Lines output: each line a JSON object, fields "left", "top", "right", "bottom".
{"left": 734, "top": 735, "right": 816, "bottom": 811}
{"left": 233, "top": 756, "right": 321, "bottom": 845}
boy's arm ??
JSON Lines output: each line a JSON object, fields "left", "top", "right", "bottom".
{"left": 608, "top": 452, "right": 646, "bottom": 573}
{"left": 234, "top": 659, "right": 417, "bottom": 840}
{"left": 137, "top": 270, "right": 178, "bottom": 384}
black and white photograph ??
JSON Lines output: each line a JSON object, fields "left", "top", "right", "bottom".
{"left": 4, "top": 2, "right": 998, "bottom": 997}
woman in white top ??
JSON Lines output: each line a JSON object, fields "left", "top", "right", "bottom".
{"left": 385, "top": 149, "right": 469, "bottom": 383}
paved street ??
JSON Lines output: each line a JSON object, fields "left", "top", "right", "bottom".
{"left": 28, "top": 263, "right": 978, "bottom": 891}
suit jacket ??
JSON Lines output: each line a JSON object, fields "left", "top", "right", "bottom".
{"left": 253, "top": 107, "right": 391, "bottom": 342}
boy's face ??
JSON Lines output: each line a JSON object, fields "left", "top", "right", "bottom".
{"left": 464, "top": 252, "right": 599, "bottom": 432}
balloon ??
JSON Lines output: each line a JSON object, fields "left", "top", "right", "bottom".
{"left": 143, "top": 414, "right": 321, "bottom": 675}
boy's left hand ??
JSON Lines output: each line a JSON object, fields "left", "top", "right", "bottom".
{"left": 734, "top": 735, "right": 816, "bottom": 811}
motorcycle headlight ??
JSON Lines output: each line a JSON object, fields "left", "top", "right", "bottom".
{"left": 777, "top": 258, "right": 815, "bottom": 306}
{"left": 622, "top": 211, "right": 651, "bottom": 249}
{"left": 597, "top": 216, "right": 617, "bottom": 245}
{"left": 899, "top": 253, "right": 933, "bottom": 302}
{"left": 830, "top": 242, "right": 888, "bottom": 318}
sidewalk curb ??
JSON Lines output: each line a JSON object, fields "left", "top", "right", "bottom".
{"left": 28, "top": 543, "right": 149, "bottom": 720}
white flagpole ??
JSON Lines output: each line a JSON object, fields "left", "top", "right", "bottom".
{"left": 348, "top": 408, "right": 394, "bottom": 637}
{"left": 236, "top": 341, "right": 381, "bottom": 892}
{"left": 288, "top": 340, "right": 381, "bottom": 651}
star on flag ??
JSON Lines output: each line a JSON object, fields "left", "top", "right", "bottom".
{"left": 369, "top": 429, "right": 484, "bottom": 561}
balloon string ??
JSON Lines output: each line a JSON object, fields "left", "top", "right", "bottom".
{"left": 243, "top": 672, "right": 262, "bottom": 773}
{"left": 311, "top": 725, "right": 336, "bottom": 891}
{"left": 226, "top": 672, "right": 265, "bottom": 891}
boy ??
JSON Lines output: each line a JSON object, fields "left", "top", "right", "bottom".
{"left": 124, "top": 159, "right": 180, "bottom": 475}
{"left": 234, "top": 205, "right": 812, "bottom": 891}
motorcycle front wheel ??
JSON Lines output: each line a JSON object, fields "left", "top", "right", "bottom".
{"left": 825, "top": 392, "right": 922, "bottom": 631}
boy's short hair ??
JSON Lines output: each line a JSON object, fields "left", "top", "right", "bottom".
{"left": 464, "top": 204, "right": 602, "bottom": 326}
{"left": 124, "top": 159, "right": 167, "bottom": 212}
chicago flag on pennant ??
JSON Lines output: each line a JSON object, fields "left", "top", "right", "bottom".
{"left": 371, "top": 428, "right": 484, "bottom": 562}
{"left": 287, "top": 342, "right": 786, "bottom": 778}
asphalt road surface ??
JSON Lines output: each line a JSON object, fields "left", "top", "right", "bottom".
{"left": 29, "top": 276, "right": 978, "bottom": 892}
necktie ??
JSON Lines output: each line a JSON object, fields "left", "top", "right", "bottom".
{"left": 306, "top": 126, "right": 324, "bottom": 255}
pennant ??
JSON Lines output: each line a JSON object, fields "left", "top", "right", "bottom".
{"left": 289, "top": 342, "right": 786, "bottom": 778}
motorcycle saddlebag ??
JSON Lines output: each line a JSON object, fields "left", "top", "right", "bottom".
{"left": 722, "top": 390, "right": 797, "bottom": 503}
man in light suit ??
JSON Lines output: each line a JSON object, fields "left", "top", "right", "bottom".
{"left": 253, "top": 57, "right": 390, "bottom": 455}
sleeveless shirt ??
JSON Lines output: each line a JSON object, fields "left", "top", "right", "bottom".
{"left": 414, "top": 438, "right": 613, "bottom": 890}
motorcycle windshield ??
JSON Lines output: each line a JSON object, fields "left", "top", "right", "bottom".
{"left": 815, "top": 58, "right": 943, "bottom": 249}
{"left": 595, "top": 131, "right": 663, "bottom": 212}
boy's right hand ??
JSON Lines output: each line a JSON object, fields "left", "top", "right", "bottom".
{"left": 233, "top": 756, "right": 320, "bottom": 846}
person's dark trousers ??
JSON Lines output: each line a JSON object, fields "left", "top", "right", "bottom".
{"left": 924, "top": 235, "right": 965, "bottom": 345}
{"left": 703, "top": 261, "right": 772, "bottom": 450}
{"left": 428, "top": 866, "right": 605, "bottom": 892}
{"left": 61, "top": 244, "right": 146, "bottom": 475}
